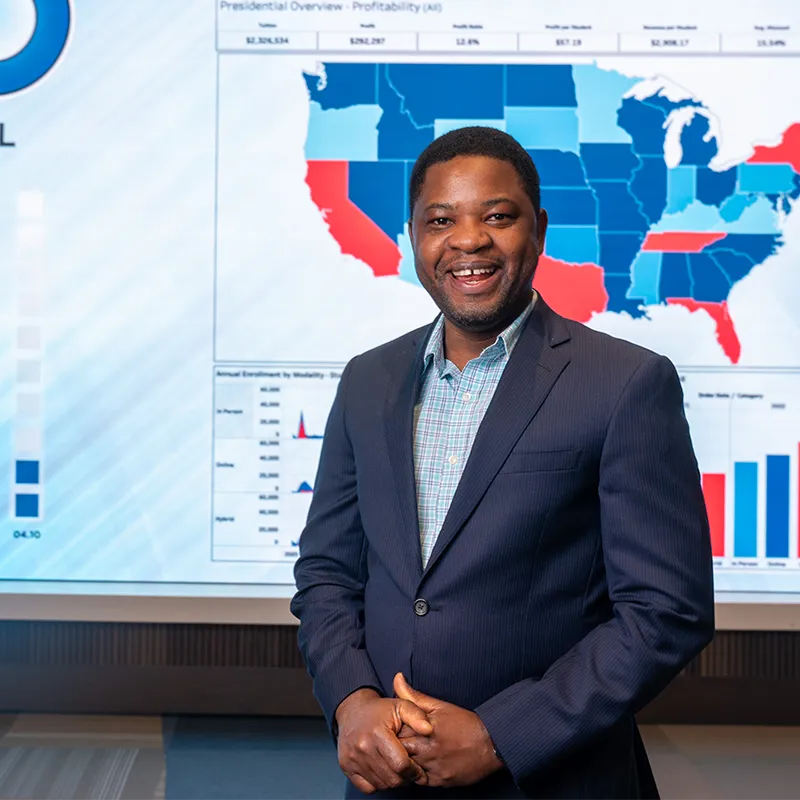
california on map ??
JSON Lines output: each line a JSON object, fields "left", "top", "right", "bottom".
{"left": 303, "top": 63, "right": 800, "bottom": 364}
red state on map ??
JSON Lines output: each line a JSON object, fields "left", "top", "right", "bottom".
{"left": 306, "top": 160, "right": 401, "bottom": 277}
{"left": 533, "top": 256, "right": 608, "bottom": 323}
{"left": 747, "top": 123, "right": 800, "bottom": 172}
{"left": 666, "top": 298, "right": 741, "bottom": 364}
{"left": 642, "top": 232, "right": 727, "bottom": 252}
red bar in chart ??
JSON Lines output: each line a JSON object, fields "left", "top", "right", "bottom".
{"left": 702, "top": 473, "right": 726, "bottom": 557}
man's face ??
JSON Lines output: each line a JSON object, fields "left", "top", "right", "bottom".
{"left": 409, "top": 155, "right": 547, "bottom": 332}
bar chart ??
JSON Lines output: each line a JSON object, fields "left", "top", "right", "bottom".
{"left": 682, "top": 368, "right": 800, "bottom": 592}
{"left": 208, "top": 363, "right": 799, "bottom": 588}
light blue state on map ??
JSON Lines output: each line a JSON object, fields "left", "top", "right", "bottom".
{"left": 505, "top": 107, "right": 579, "bottom": 153}
{"left": 572, "top": 65, "right": 638, "bottom": 144}
{"left": 434, "top": 119, "right": 506, "bottom": 138}
{"left": 545, "top": 225, "right": 599, "bottom": 263}
{"left": 738, "top": 163, "right": 797, "bottom": 194}
{"left": 720, "top": 193, "right": 757, "bottom": 222}
{"left": 305, "top": 102, "right": 382, "bottom": 161}
{"left": 666, "top": 166, "right": 695, "bottom": 214}
{"left": 653, "top": 199, "right": 779, "bottom": 235}
{"left": 653, "top": 202, "right": 723, "bottom": 232}
{"left": 721, "top": 196, "right": 781, "bottom": 234}
{"left": 627, "top": 251, "right": 661, "bottom": 304}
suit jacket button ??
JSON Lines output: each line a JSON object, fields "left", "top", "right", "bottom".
{"left": 414, "top": 599, "right": 429, "bottom": 617}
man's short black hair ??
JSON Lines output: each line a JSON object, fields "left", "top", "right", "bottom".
{"left": 408, "top": 126, "right": 541, "bottom": 220}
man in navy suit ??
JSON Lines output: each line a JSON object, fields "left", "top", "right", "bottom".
{"left": 292, "top": 127, "right": 715, "bottom": 799}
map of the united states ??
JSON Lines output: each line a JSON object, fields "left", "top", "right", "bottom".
{"left": 303, "top": 63, "right": 800, "bottom": 364}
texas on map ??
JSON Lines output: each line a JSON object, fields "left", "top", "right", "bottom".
{"left": 302, "top": 63, "right": 800, "bottom": 364}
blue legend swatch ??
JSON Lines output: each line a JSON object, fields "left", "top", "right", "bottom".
{"left": 15, "top": 494, "right": 39, "bottom": 519}
{"left": 15, "top": 459, "right": 40, "bottom": 485}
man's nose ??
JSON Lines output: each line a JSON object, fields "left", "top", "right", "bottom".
{"left": 446, "top": 218, "right": 492, "bottom": 252}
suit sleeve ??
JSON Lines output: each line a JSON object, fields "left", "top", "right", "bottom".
{"left": 475, "top": 354, "right": 715, "bottom": 786}
{"left": 290, "top": 357, "right": 383, "bottom": 730}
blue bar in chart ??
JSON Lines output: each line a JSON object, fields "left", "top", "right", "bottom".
{"left": 734, "top": 461, "right": 758, "bottom": 558}
{"left": 766, "top": 455, "right": 790, "bottom": 558}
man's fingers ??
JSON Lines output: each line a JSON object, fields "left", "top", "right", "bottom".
{"left": 343, "top": 738, "right": 399, "bottom": 794}
{"left": 400, "top": 736, "right": 418, "bottom": 756}
{"left": 348, "top": 755, "right": 395, "bottom": 794}
{"left": 375, "top": 729, "right": 426, "bottom": 784}
{"left": 352, "top": 733, "right": 412, "bottom": 791}
{"left": 348, "top": 773, "right": 377, "bottom": 795}
{"left": 341, "top": 754, "right": 382, "bottom": 793}
{"left": 398, "top": 735, "right": 432, "bottom": 760}
{"left": 397, "top": 723, "right": 415, "bottom": 739}
{"left": 396, "top": 698, "right": 434, "bottom": 735}
{"left": 413, "top": 760, "right": 429, "bottom": 786}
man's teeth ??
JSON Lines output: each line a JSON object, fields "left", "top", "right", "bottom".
{"left": 452, "top": 267, "right": 495, "bottom": 277}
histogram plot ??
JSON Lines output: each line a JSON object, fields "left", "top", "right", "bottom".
{"left": 681, "top": 368, "right": 800, "bottom": 595}
{"left": 211, "top": 364, "right": 341, "bottom": 564}
{"left": 292, "top": 412, "right": 324, "bottom": 440}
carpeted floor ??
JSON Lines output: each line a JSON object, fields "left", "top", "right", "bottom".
{"left": 0, "top": 714, "right": 165, "bottom": 799}
{"left": 162, "top": 716, "right": 342, "bottom": 799}
{"left": 1, "top": 715, "right": 799, "bottom": 799}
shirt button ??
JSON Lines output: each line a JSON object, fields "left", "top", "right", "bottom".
{"left": 448, "top": 455, "right": 458, "bottom": 465}
{"left": 462, "top": 392, "right": 471, "bottom": 402}
{"left": 414, "top": 599, "right": 429, "bottom": 616}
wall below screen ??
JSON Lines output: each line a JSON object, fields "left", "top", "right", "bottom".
{"left": 0, "top": 622, "right": 798, "bottom": 724}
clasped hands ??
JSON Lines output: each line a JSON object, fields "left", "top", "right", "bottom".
{"left": 334, "top": 673, "right": 503, "bottom": 794}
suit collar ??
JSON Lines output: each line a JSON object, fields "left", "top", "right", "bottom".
{"left": 382, "top": 296, "right": 572, "bottom": 586}
{"left": 380, "top": 324, "right": 434, "bottom": 583}
{"left": 422, "top": 296, "right": 572, "bottom": 575}
{"left": 422, "top": 292, "right": 539, "bottom": 378}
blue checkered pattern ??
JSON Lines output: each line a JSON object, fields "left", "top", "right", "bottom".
{"left": 413, "top": 298, "right": 535, "bottom": 568}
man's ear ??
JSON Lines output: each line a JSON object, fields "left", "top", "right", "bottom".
{"left": 536, "top": 208, "right": 548, "bottom": 255}
{"left": 407, "top": 218, "right": 415, "bottom": 250}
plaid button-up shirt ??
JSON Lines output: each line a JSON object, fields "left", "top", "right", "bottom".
{"left": 413, "top": 296, "right": 535, "bottom": 568}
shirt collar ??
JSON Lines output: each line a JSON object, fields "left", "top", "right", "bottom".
{"left": 422, "top": 291, "right": 537, "bottom": 378}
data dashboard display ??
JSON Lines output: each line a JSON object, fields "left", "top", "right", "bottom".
{"left": 1, "top": 0, "right": 799, "bottom": 599}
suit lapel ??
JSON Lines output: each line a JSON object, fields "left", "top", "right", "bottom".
{"left": 422, "top": 300, "right": 572, "bottom": 577}
{"left": 382, "top": 320, "right": 438, "bottom": 580}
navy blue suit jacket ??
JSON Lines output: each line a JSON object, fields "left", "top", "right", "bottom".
{"left": 292, "top": 298, "right": 715, "bottom": 799}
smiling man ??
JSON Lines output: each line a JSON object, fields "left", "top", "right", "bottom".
{"left": 292, "top": 127, "right": 715, "bottom": 799}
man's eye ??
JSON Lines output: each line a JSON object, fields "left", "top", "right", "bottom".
{"left": 488, "top": 213, "right": 510, "bottom": 221}
{"left": 429, "top": 217, "right": 450, "bottom": 226}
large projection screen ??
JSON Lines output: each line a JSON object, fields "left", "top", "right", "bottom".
{"left": 1, "top": 0, "right": 800, "bottom": 629}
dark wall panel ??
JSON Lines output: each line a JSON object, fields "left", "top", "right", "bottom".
{"left": 0, "top": 622, "right": 798, "bottom": 722}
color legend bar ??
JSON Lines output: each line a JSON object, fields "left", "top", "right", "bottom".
{"left": 11, "top": 191, "right": 45, "bottom": 523}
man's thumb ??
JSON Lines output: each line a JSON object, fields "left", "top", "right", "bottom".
{"left": 394, "top": 672, "right": 438, "bottom": 715}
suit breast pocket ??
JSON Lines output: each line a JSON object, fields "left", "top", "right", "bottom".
{"left": 500, "top": 448, "right": 580, "bottom": 474}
